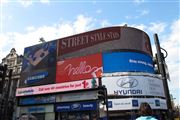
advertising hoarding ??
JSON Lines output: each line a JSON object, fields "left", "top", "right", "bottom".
{"left": 20, "top": 105, "right": 54, "bottom": 113}
{"left": 16, "top": 78, "right": 99, "bottom": 96}
{"left": 57, "top": 27, "right": 152, "bottom": 60}
{"left": 56, "top": 54, "right": 102, "bottom": 83}
{"left": 102, "top": 75, "right": 165, "bottom": 97}
{"left": 103, "top": 52, "right": 154, "bottom": 73}
{"left": 56, "top": 91, "right": 98, "bottom": 102}
{"left": 19, "top": 40, "right": 57, "bottom": 87}
{"left": 56, "top": 101, "right": 97, "bottom": 112}
{"left": 19, "top": 95, "right": 55, "bottom": 105}
{"left": 108, "top": 98, "right": 167, "bottom": 110}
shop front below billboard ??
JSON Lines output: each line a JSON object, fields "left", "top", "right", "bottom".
{"left": 102, "top": 75, "right": 165, "bottom": 97}
{"left": 56, "top": 101, "right": 98, "bottom": 112}
{"left": 19, "top": 104, "right": 54, "bottom": 120}
{"left": 108, "top": 98, "right": 167, "bottom": 111}
{"left": 56, "top": 101, "right": 99, "bottom": 120}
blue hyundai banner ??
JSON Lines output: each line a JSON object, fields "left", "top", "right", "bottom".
{"left": 103, "top": 52, "right": 154, "bottom": 73}
{"left": 56, "top": 101, "right": 97, "bottom": 112}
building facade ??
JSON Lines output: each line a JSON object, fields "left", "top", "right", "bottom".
{"left": 0, "top": 48, "right": 23, "bottom": 120}
{"left": 15, "top": 26, "right": 168, "bottom": 120}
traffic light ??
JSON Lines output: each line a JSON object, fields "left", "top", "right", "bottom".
{"left": 153, "top": 53, "right": 160, "bottom": 74}
{"left": 97, "top": 88, "right": 106, "bottom": 105}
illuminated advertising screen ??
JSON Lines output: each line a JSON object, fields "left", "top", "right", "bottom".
{"left": 56, "top": 101, "right": 98, "bottom": 112}
{"left": 19, "top": 40, "right": 57, "bottom": 87}
{"left": 57, "top": 27, "right": 152, "bottom": 60}
{"left": 56, "top": 54, "right": 102, "bottom": 83}
{"left": 19, "top": 95, "right": 55, "bottom": 105}
{"left": 102, "top": 75, "right": 165, "bottom": 97}
{"left": 16, "top": 78, "right": 99, "bottom": 96}
{"left": 103, "top": 52, "right": 154, "bottom": 73}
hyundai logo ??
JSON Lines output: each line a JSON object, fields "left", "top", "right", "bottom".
{"left": 116, "top": 77, "right": 138, "bottom": 88}
{"left": 71, "top": 103, "right": 81, "bottom": 110}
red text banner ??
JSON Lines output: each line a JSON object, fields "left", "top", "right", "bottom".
{"left": 56, "top": 54, "right": 103, "bottom": 83}
{"left": 16, "top": 78, "right": 99, "bottom": 97}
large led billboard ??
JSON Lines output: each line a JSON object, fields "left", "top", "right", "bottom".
{"left": 103, "top": 52, "right": 154, "bottom": 73}
{"left": 16, "top": 78, "right": 99, "bottom": 96}
{"left": 57, "top": 26, "right": 152, "bottom": 60}
{"left": 56, "top": 53, "right": 102, "bottom": 83}
{"left": 19, "top": 40, "right": 57, "bottom": 87}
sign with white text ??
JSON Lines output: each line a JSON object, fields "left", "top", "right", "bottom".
{"left": 57, "top": 27, "right": 152, "bottom": 60}
{"left": 56, "top": 54, "right": 102, "bottom": 83}
{"left": 103, "top": 52, "right": 154, "bottom": 73}
{"left": 102, "top": 75, "right": 165, "bottom": 97}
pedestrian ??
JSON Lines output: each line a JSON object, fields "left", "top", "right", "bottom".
{"left": 136, "top": 102, "right": 157, "bottom": 120}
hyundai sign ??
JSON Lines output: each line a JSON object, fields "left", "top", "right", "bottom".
{"left": 103, "top": 52, "right": 154, "bottom": 73}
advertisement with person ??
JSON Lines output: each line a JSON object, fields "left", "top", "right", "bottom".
{"left": 103, "top": 51, "right": 154, "bottom": 73}
{"left": 19, "top": 40, "right": 57, "bottom": 87}
{"left": 56, "top": 53, "right": 103, "bottom": 83}
{"left": 57, "top": 26, "right": 152, "bottom": 60}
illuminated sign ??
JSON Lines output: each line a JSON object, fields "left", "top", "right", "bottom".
{"left": 19, "top": 95, "right": 55, "bottom": 105}
{"left": 108, "top": 98, "right": 167, "bottom": 110}
{"left": 20, "top": 40, "right": 57, "bottom": 87}
{"left": 16, "top": 78, "right": 99, "bottom": 96}
{"left": 103, "top": 52, "right": 154, "bottom": 73}
{"left": 24, "top": 71, "right": 48, "bottom": 85}
{"left": 56, "top": 54, "right": 102, "bottom": 83}
{"left": 56, "top": 101, "right": 97, "bottom": 112}
{"left": 102, "top": 75, "right": 165, "bottom": 97}
{"left": 58, "top": 27, "right": 152, "bottom": 60}
{"left": 58, "top": 27, "right": 121, "bottom": 55}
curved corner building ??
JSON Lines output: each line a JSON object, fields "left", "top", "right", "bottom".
{"left": 16, "top": 26, "right": 167, "bottom": 120}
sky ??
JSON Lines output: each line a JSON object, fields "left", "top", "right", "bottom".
{"left": 0, "top": 0, "right": 179, "bottom": 105}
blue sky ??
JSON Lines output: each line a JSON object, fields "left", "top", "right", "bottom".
{"left": 0, "top": 0, "right": 179, "bottom": 105}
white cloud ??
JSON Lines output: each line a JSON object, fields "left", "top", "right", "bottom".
{"left": 141, "top": 10, "right": 149, "bottom": 16}
{"left": 161, "top": 19, "right": 180, "bottom": 89}
{"left": 0, "top": 14, "right": 95, "bottom": 60}
{"left": 148, "top": 22, "right": 167, "bottom": 33}
{"left": 0, "top": 0, "right": 8, "bottom": 4}
{"left": 133, "top": 0, "right": 145, "bottom": 4}
{"left": 131, "top": 24, "right": 147, "bottom": 31}
{"left": 73, "top": 15, "right": 94, "bottom": 33}
{"left": 101, "top": 20, "right": 111, "bottom": 27}
{"left": 26, "top": 26, "right": 35, "bottom": 31}
{"left": 18, "top": 0, "right": 33, "bottom": 7}
{"left": 39, "top": 0, "right": 50, "bottom": 4}
{"left": 96, "top": 9, "right": 102, "bottom": 14}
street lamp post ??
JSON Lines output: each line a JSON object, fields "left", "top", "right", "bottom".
{"left": 153, "top": 34, "right": 173, "bottom": 119}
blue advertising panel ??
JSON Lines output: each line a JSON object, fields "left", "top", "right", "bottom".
{"left": 19, "top": 95, "right": 55, "bottom": 105}
{"left": 56, "top": 101, "right": 97, "bottom": 112}
{"left": 103, "top": 52, "right": 154, "bottom": 73}
{"left": 20, "top": 40, "right": 57, "bottom": 87}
